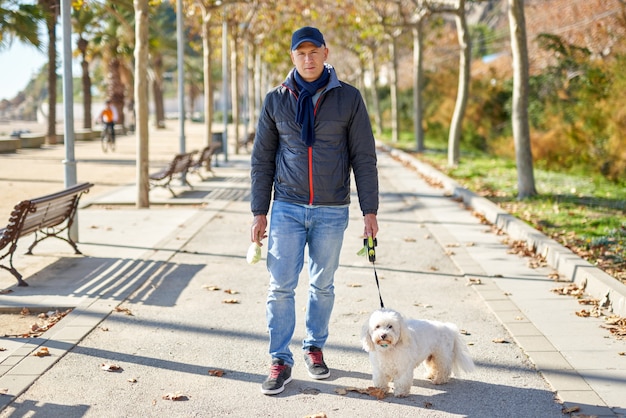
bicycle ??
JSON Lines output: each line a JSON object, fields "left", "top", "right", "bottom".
{"left": 101, "top": 124, "right": 116, "bottom": 152}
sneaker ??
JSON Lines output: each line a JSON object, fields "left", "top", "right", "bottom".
{"left": 304, "top": 346, "right": 330, "bottom": 380}
{"left": 261, "top": 359, "right": 292, "bottom": 395}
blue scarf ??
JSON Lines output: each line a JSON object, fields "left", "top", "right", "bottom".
{"left": 294, "top": 67, "right": 330, "bottom": 146}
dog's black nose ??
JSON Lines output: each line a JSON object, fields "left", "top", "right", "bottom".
{"left": 380, "top": 333, "right": 387, "bottom": 340}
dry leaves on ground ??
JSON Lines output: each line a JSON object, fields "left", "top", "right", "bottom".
{"left": 335, "top": 386, "right": 387, "bottom": 400}
{"left": 114, "top": 307, "right": 133, "bottom": 316}
{"left": 504, "top": 239, "right": 548, "bottom": 268}
{"left": 208, "top": 369, "right": 225, "bottom": 377}
{"left": 552, "top": 283, "right": 626, "bottom": 340}
{"left": 101, "top": 363, "right": 123, "bottom": 372}
{"left": 32, "top": 347, "right": 50, "bottom": 357}
{"left": 162, "top": 392, "right": 189, "bottom": 401}
{"left": 28, "top": 309, "right": 73, "bottom": 337}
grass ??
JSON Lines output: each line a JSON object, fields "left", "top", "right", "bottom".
{"left": 385, "top": 138, "right": 625, "bottom": 285}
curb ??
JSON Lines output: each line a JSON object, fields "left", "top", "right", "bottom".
{"left": 383, "top": 145, "right": 626, "bottom": 317}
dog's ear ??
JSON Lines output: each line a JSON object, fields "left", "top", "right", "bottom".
{"left": 395, "top": 315, "right": 412, "bottom": 347}
{"left": 361, "top": 321, "right": 375, "bottom": 352}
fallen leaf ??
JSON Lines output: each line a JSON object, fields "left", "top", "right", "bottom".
{"left": 0, "top": 388, "right": 8, "bottom": 395}
{"left": 423, "top": 401, "right": 433, "bottom": 408}
{"left": 304, "top": 413, "right": 327, "bottom": 418}
{"left": 203, "top": 285, "right": 221, "bottom": 291}
{"left": 114, "top": 307, "right": 133, "bottom": 316}
{"left": 492, "top": 338, "right": 509, "bottom": 344}
{"left": 334, "top": 388, "right": 348, "bottom": 395}
{"left": 33, "top": 347, "right": 50, "bottom": 357}
{"left": 222, "top": 299, "right": 239, "bottom": 304}
{"left": 162, "top": 392, "right": 188, "bottom": 401}
{"left": 561, "top": 406, "right": 580, "bottom": 414}
{"left": 21, "top": 308, "right": 30, "bottom": 316}
{"left": 101, "top": 363, "right": 123, "bottom": 372}
{"left": 128, "top": 378, "right": 138, "bottom": 383}
{"left": 224, "top": 289, "right": 238, "bottom": 294}
{"left": 348, "top": 283, "right": 362, "bottom": 288}
{"left": 0, "top": 289, "right": 13, "bottom": 295}
{"left": 466, "top": 277, "right": 482, "bottom": 286}
{"left": 366, "top": 386, "right": 387, "bottom": 400}
{"left": 208, "top": 369, "right": 225, "bottom": 377}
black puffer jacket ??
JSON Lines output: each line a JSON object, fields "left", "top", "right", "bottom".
{"left": 251, "top": 65, "right": 378, "bottom": 216}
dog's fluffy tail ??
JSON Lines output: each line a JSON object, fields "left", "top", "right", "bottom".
{"left": 452, "top": 330, "right": 475, "bottom": 376}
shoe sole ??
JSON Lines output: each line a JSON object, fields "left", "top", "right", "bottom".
{"left": 306, "top": 369, "right": 330, "bottom": 380}
{"left": 260, "top": 376, "right": 293, "bottom": 395}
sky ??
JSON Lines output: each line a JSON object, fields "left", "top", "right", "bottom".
{"left": 0, "top": 42, "right": 48, "bottom": 101}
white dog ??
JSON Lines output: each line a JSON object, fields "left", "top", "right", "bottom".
{"left": 361, "top": 308, "right": 475, "bottom": 397}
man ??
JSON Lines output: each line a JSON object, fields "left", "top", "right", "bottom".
{"left": 99, "top": 100, "right": 118, "bottom": 143}
{"left": 250, "top": 26, "right": 379, "bottom": 395}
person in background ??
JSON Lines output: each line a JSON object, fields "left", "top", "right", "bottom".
{"left": 99, "top": 100, "right": 118, "bottom": 142}
{"left": 250, "top": 26, "right": 379, "bottom": 396}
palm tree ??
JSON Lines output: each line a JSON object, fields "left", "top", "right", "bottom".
{"left": 0, "top": 0, "right": 43, "bottom": 51}
{"left": 72, "top": 3, "right": 97, "bottom": 129}
{"left": 38, "top": 0, "right": 60, "bottom": 145}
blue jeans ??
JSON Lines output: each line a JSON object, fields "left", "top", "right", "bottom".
{"left": 266, "top": 200, "right": 349, "bottom": 366}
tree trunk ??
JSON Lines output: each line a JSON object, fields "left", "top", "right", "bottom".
{"left": 448, "top": 4, "right": 470, "bottom": 167}
{"left": 508, "top": 0, "right": 537, "bottom": 198}
{"left": 389, "top": 36, "right": 399, "bottom": 143}
{"left": 108, "top": 58, "right": 125, "bottom": 127}
{"left": 152, "top": 53, "right": 165, "bottom": 129}
{"left": 202, "top": 11, "right": 214, "bottom": 146}
{"left": 231, "top": 33, "right": 240, "bottom": 154}
{"left": 368, "top": 47, "right": 383, "bottom": 137}
{"left": 78, "top": 37, "right": 92, "bottom": 129}
{"left": 413, "top": 19, "right": 425, "bottom": 152}
{"left": 44, "top": 2, "right": 57, "bottom": 145}
{"left": 246, "top": 38, "right": 256, "bottom": 136}
{"left": 134, "top": 0, "right": 150, "bottom": 208}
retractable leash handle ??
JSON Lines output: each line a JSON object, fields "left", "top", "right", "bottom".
{"left": 363, "top": 237, "right": 384, "bottom": 308}
{"left": 364, "top": 236, "right": 377, "bottom": 262}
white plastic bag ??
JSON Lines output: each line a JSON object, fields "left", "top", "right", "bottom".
{"left": 246, "top": 242, "right": 262, "bottom": 264}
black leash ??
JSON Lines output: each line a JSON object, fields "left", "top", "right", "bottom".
{"left": 365, "top": 237, "right": 385, "bottom": 308}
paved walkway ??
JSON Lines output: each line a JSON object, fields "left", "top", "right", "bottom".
{"left": 0, "top": 123, "right": 624, "bottom": 417}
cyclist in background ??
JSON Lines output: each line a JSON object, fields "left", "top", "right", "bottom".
{"left": 99, "top": 100, "right": 118, "bottom": 143}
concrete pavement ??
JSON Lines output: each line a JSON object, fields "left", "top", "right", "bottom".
{"left": 0, "top": 128, "right": 624, "bottom": 417}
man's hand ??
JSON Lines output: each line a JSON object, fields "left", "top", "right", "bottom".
{"left": 364, "top": 213, "right": 378, "bottom": 239}
{"left": 251, "top": 215, "right": 268, "bottom": 246}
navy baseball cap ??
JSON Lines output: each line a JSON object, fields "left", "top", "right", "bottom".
{"left": 291, "top": 26, "right": 325, "bottom": 50}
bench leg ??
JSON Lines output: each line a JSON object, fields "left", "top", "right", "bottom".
{"left": 26, "top": 231, "right": 82, "bottom": 256}
{"left": 0, "top": 263, "right": 28, "bottom": 287}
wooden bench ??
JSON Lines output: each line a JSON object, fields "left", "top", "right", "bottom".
{"left": 238, "top": 131, "right": 255, "bottom": 152}
{"left": 148, "top": 151, "right": 197, "bottom": 197}
{"left": 189, "top": 142, "right": 223, "bottom": 180}
{"left": 0, "top": 182, "right": 94, "bottom": 287}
